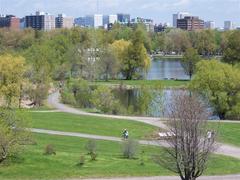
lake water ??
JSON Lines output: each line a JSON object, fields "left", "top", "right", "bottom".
{"left": 146, "top": 58, "right": 189, "bottom": 80}
{"left": 113, "top": 88, "right": 216, "bottom": 119}
{"left": 113, "top": 88, "right": 183, "bottom": 117}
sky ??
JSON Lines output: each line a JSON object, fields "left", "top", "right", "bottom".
{"left": 0, "top": 0, "right": 240, "bottom": 27}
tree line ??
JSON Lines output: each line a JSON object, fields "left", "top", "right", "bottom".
{"left": 0, "top": 25, "right": 240, "bottom": 120}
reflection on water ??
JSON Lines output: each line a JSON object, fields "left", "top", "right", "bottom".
{"left": 113, "top": 88, "right": 183, "bottom": 117}
{"left": 146, "top": 58, "right": 189, "bottom": 80}
{"left": 113, "top": 88, "right": 216, "bottom": 119}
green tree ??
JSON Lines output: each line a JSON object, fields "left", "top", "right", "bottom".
{"left": 24, "top": 44, "right": 53, "bottom": 106}
{"left": 182, "top": 48, "right": 201, "bottom": 80}
{"left": 136, "top": 86, "right": 153, "bottom": 115}
{"left": 223, "top": 30, "right": 240, "bottom": 65}
{"left": 68, "top": 78, "right": 92, "bottom": 108}
{"left": 91, "top": 86, "right": 116, "bottom": 113}
{"left": 0, "top": 108, "right": 31, "bottom": 163}
{"left": 190, "top": 60, "right": 240, "bottom": 120}
{"left": 117, "top": 28, "right": 151, "bottom": 80}
{"left": 97, "top": 46, "right": 120, "bottom": 81}
{"left": 0, "top": 54, "right": 26, "bottom": 107}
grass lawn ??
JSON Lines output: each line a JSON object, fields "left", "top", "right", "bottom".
{"left": 209, "top": 122, "right": 240, "bottom": 147}
{"left": 93, "top": 80, "right": 189, "bottom": 88}
{"left": 29, "top": 112, "right": 159, "bottom": 139}
{"left": 0, "top": 133, "right": 240, "bottom": 180}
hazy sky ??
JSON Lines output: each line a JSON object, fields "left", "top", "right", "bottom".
{"left": 1, "top": 0, "right": 240, "bottom": 27}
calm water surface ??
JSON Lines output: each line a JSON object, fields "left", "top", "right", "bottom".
{"left": 146, "top": 58, "right": 189, "bottom": 80}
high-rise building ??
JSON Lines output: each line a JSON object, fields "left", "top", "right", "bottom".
{"left": 0, "top": 15, "right": 20, "bottom": 30}
{"left": 74, "top": 17, "right": 86, "bottom": 27}
{"left": 224, "top": 21, "right": 234, "bottom": 31}
{"left": 154, "top": 23, "right": 168, "bottom": 32}
{"left": 94, "top": 14, "right": 103, "bottom": 28}
{"left": 26, "top": 11, "right": 55, "bottom": 31}
{"left": 117, "top": 13, "right": 130, "bottom": 24}
{"left": 109, "top": 15, "right": 118, "bottom": 24}
{"left": 55, "top": 14, "right": 74, "bottom": 29}
{"left": 84, "top": 14, "right": 103, "bottom": 28}
{"left": 131, "top": 17, "right": 154, "bottom": 32}
{"left": 177, "top": 16, "right": 204, "bottom": 31}
{"left": 173, "top": 12, "right": 190, "bottom": 27}
{"left": 205, "top": 21, "right": 215, "bottom": 29}
{"left": 103, "top": 15, "right": 118, "bottom": 29}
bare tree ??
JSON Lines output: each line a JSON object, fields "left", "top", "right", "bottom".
{"left": 158, "top": 93, "right": 216, "bottom": 180}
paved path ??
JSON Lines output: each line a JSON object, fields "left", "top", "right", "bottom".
{"left": 32, "top": 128, "right": 240, "bottom": 159}
{"left": 47, "top": 91, "right": 167, "bottom": 129}
{"left": 46, "top": 91, "right": 240, "bottom": 159}
{"left": 82, "top": 174, "right": 240, "bottom": 180}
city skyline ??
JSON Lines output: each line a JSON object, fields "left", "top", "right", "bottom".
{"left": 0, "top": 0, "right": 240, "bottom": 27}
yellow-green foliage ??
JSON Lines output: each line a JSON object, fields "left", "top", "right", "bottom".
{"left": 0, "top": 54, "right": 26, "bottom": 107}
{"left": 190, "top": 60, "right": 240, "bottom": 120}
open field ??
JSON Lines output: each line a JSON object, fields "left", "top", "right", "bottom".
{"left": 92, "top": 80, "right": 189, "bottom": 88}
{"left": 30, "top": 112, "right": 159, "bottom": 139}
{"left": 210, "top": 122, "right": 240, "bottom": 147}
{"left": 29, "top": 111, "right": 240, "bottom": 146}
{"left": 0, "top": 133, "right": 240, "bottom": 180}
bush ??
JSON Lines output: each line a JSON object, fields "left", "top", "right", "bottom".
{"left": 91, "top": 86, "right": 115, "bottom": 113}
{"left": 77, "top": 155, "right": 85, "bottom": 166}
{"left": 85, "top": 140, "right": 97, "bottom": 161}
{"left": 61, "top": 90, "right": 76, "bottom": 105}
{"left": 85, "top": 140, "right": 97, "bottom": 156}
{"left": 90, "top": 152, "right": 97, "bottom": 161}
{"left": 69, "top": 78, "right": 92, "bottom": 108}
{"left": 44, "top": 144, "right": 56, "bottom": 155}
{"left": 122, "top": 139, "right": 139, "bottom": 159}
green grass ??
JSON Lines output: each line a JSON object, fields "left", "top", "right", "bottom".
{"left": 30, "top": 112, "right": 159, "bottom": 139}
{"left": 0, "top": 133, "right": 240, "bottom": 180}
{"left": 209, "top": 122, "right": 240, "bottom": 147}
{"left": 93, "top": 80, "right": 189, "bottom": 88}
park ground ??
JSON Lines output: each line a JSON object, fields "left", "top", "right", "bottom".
{"left": 1, "top": 109, "right": 240, "bottom": 180}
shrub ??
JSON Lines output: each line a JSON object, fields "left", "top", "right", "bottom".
{"left": 61, "top": 90, "right": 76, "bottom": 105}
{"left": 69, "top": 78, "right": 92, "bottom": 108}
{"left": 122, "top": 139, "right": 139, "bottom": 159}
{"left": 85, "top": 140, "right": 97, "bottom": 161}
{"left": 44, "top": 144, "right": 56, "bottom": 155}
{"left": 85, "top": 139, "right": 97, "bottom": 154}
{"left": 140, "top": 150, "right": 145, "bottom": 166}
{"left": 91, "top": 86, "right": 115, "bottom": 113}
{"left": 90, "top": 152, "right": 97, "bottom": 161}
{"left": 77, "top": 155, "right": 85, "bottom": 166}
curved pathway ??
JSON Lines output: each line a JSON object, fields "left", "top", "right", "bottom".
{"left": 47, "top": 91, "right": 167, "bottom": 129}
{"left": 46, "top": 91, "right": 240, "bottom": 159}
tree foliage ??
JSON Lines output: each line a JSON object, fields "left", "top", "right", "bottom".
{"left": 190, "top": 60, "right": 240, "bottom": 120}
{"left": 0, "top": 54, "right": 26, "bottom": 107}
{"left": 182, "top": 48, "right": 201, "bottom": 80}
{"left": 223, "top": 30, "right": 240, "bottom": 65}
{"left": 0, "top": 108, "right": 31, "bottom": 163}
